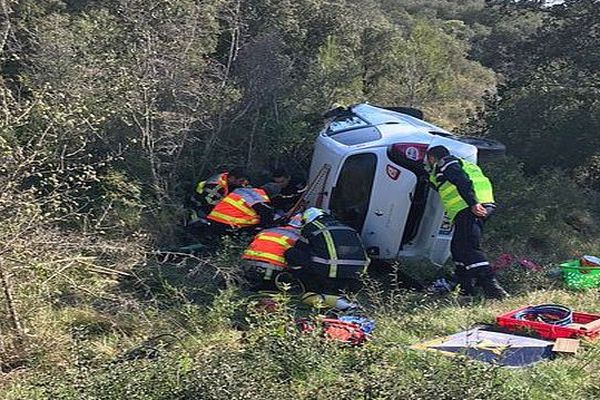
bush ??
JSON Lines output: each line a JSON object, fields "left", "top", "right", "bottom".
{"left": 484, "top": 157, "right": 600, "bottom": 260}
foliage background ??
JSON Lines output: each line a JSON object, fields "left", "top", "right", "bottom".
{"left": 0, "top": 0, "right": 599, "bottom": 398}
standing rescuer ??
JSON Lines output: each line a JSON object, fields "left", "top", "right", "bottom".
{"left": 426, "top": 145, "right": 508, "bottom": 299}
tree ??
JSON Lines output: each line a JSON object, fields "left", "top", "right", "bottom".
{"left": 469, "top": 1, "right": 546, "bottom": 77}
{"left": 481, "top": 0, "right": 600, "bottom": 185}
{"left": 372, "top": 20, "right": 495, "bottom": 127}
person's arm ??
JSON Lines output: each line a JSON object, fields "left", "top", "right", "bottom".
{"left": 442, "top": 162, "right": 488, "bottom": 217}
{"left": 283, "top": 176, "right": 307, "bottom": 196}
{"left": 441, "top": 162, "right": 478, "bottom": 206}
{"left": 192, "top": 182, "right": 205, "bottom": 204}
{"left": 194, "top": 181, "right": 218, "bottom": 202}
{"left": 253, "top": 203, "right": 275, "bottom": 227}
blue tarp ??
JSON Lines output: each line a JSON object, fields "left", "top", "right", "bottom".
{"left": 412, "top": 328, "right": 554, "bottom": 367}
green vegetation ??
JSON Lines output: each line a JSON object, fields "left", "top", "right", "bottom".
{"left": 1, "top": 0, "right": 599, "bottom": 398}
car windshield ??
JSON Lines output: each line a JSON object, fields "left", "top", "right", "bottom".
{"left": 326, "top": 115, "right": 369, "bottom": 135}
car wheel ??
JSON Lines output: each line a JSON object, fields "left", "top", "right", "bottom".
{"left": 453, "top": 136, "right": 506, "bottom": 161}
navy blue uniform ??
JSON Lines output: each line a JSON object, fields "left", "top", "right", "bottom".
{"left": 434, "top": 156, "right": 506, "bottom": 299}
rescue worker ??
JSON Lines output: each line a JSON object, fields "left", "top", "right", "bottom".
{"left": 241, "top": 214, "right": 303, "bottom": 289}
{"left": 269, "top": 168, "right": 307, "bottom": 213}
{"left": 284, "top": 208, "right": 370, "bottom": 307}
{"left": 426, "top": 145, "right": 508, "bottom": 299}
{"left": 191, "top": 167, "right": 248, "bottom": 217}
{"left": 207, "top": 183, "right": 280, "bottom": 233}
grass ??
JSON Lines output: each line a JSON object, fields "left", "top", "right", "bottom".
{"left": 2, "top": 167, "right": 600, "bottom": 399}
{"left": 1, "top": 248, "right": 600, "bottom": 400}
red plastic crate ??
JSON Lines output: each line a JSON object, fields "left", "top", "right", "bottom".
{"left": 496, "top": 306, "right": 600, "bottom": 340}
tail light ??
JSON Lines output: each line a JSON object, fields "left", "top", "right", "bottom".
{"left": 389, "top": 143, "right": 429, "bottom": 163}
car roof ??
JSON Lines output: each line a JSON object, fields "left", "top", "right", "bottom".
{"left": 319, "top": 103, "right": 477, "bottom": 159}
{"left": 351, "top": 104, "right": 451, "bottom": 135}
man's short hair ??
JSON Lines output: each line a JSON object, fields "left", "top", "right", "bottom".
{"left": 229, "top": 167, "right": 247, "bottom": 179}
{"left": 426, "top": 145, "right": 450, "bottom": 160}
{"left": 271, "top": 168, "right": 290, "bottom": 179}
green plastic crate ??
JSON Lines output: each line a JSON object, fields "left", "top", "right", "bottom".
{"left": 560, "top": 260, "right": 600, "bottom": 290}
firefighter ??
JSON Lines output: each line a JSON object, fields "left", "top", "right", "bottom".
{"left": 426, "top": 145, "right": 508, "bottom": 299}
{"left": 241, "top": 214, "right": 303, "bottom": 289}
{"left": 284, "top": 208, "right": 370, "bottom": 304}
{"left": 190, "top": 167, "right": 248, "bottom": 218}
{"left": 207, "top": 183, "right": 280, "bottom": 233}
{"left": 269, "top": 168, "right": 307, "bottom": 213}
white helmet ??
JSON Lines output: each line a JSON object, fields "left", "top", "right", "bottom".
{"left": 302, "top": 207, "right": 325, "bottom": 224}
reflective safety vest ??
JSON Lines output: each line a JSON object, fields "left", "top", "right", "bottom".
{"left": 304, "top": 217, "right": 370, "bottom": 279}
{"left": 429, "top": 158, "right": 494, "bottom": 221}
{"left": 196, "top": 173, "right": 229, "bottom": 206}
{"left": 242, "top": 227, "right": 301, "bottom": 277}
{"left": 207, "top": 188, "right": 270, "bottom": 227}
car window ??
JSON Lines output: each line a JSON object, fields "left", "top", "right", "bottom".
{"left": 329, "top": 153, "right": 377, "bottom": 232}
{"left": 331, "top": 126, "right": 382, "bottom": 146}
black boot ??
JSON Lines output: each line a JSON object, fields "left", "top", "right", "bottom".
{"left": 455, "top": 265, "right": 476, "bottom": 296}
{"left": 476, "top": 267, "right": 509, "bottom": 300}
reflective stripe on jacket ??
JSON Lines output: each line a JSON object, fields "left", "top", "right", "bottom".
{"left": 429, "top": 159, "right": 494, "bottom": 221}
{"left": 196, "top": 173, "right": 229, "bottom": 205}
{"left": 207, "top": 188, "right": 270, "bottom": 227}
{"left": 303, "top": 217, "right": 369, "bottom": 279}
{"left": 242, "top": 227, "right": 301, "bottom": 267}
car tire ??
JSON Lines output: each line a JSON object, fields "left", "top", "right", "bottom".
{"left": 453, "top": 136, "right": 506, "bottom": 161}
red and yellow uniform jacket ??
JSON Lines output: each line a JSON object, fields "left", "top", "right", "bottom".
{"left": 242, "top": 226, "right": 301, "bottom": 267}
{"left": 207, "top": 188, "right": 270, "bottom": 228}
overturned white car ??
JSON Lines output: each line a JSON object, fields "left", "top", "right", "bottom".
{"left": 306, "top": 103, "right": 504, "bottom": 265}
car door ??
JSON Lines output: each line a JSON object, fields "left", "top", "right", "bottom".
{"left": 329, "top": 149, "right": 416, "bottom": 260}
{"left": 360, "top": 147, "right": 417, "bottom": 259}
